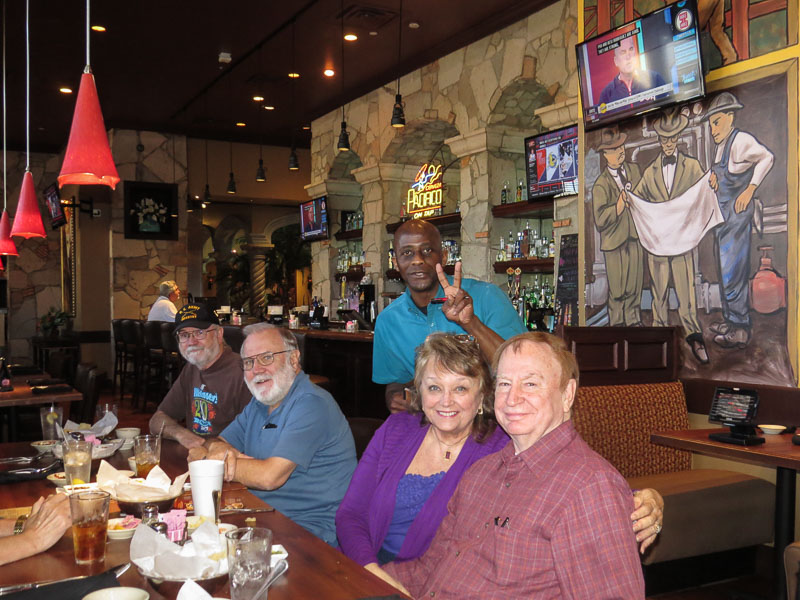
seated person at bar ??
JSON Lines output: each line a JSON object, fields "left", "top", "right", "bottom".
{"left": 374, "top": 219, "right": 526, "bottom": 412}
{"left": 147, "top": 280, "right": 181, "bottom": 322}
{"left": 374, "top": 332, "right": 646, "bottom": 598}
{"left": 338, "top": 333, "right": 663, "bottom": 578}
{"left": 189, "top": 323, "right": 356, "bottom": 546}
{"left": 149, "top": 304, "right": 251, "bottom": 449}
{"left": 0, "top": 494, "right": 71, "bottom": 566}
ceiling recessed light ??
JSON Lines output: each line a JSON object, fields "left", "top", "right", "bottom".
{"left": 323, "top": 69, "right": 335, "bottom": 77}
{"left": 263, "top": 105, "right": 275, "bottom": 111}
{"left": 236, "top": 122, "right": 246, "bottom": 127}
{"left": 408, "top": 21, "right": 420, "bottom": 29}
{"left": 344, "top": 33, "right": 358, "bottom": 41}
{"left": 59, "top": 87, "right": 73, "bottom": 94}
{"left": 369, "top": 30, "right": 378, "bottom": 36}
{"left": 252, "top": 95, "right": 264, "bottom": 102}
{"left": 288, "top": 72, "right": 300, "bottom": 79}
{"left": 302, "top": 125, "right": 311, "bottom": 130}
{"left": 91, "top": 25, "right": 106, "bottom": 32}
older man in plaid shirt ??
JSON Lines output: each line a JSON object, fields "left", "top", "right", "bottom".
{"left": 377, "top": 332, "right": 645, "bottom": 599}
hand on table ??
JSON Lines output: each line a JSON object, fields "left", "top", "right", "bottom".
{"left": 22, "top": 495, "right": 71, "bottom": 553}
{"left": 631, "top": 488, "right": 664, "bottom": 554}
{"left": 435, "top": 262, "right": 474, "bottom": 327}
{"left": 175, "top": 429, "right": 206, "bottom": 450}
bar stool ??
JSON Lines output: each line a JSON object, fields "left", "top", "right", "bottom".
{"left": 160, "top": 321, "right": 183, "bottom": 390}
{"left": 111, "top": 319, "right": 125, "bottom": 396}
{"left": 119, "top": 319, "right": 142, "bottom": 406}
{"left": 222, "top": 325, "right": 245, "bottom": 354}
{"left": 142, "top": 320, "right": 165, "bottom": 408}
{"left": 290, "top": 331, "right": 332, "bottom": 392}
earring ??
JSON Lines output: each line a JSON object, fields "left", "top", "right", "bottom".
{"left": 477, "top": 406, "right": 484, "bottom": 415}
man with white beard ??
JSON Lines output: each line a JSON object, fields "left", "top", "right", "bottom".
{"left": 189, "top": 323, "right": 356, "bottom": 545}
{"left": 150, "top": 304, "right": 252, "bottom": 448}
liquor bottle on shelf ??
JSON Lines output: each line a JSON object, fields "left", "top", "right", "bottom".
{"left": 498, "top": 236, "right": 506, "bottom": 262}
{"left": 501, "top": 180, "right": 510, "bottom": 205}
{"left": 516, "top": 179, "right": 524, "bottom": 203}
{"left": 388, "top": 241, "right": 396, "bottom": 270}
{"left": 530, "top": 228, "right": 540, "bottom": 259}
{"left": 507, "top": 231, "right": 514, "bottom": 259}
{"left": 548, "top": 230, "right": 556, "bottom": 258}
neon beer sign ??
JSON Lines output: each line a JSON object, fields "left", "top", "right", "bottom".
{"left": 406, "top": 163, "right": 443, "bottom": 218}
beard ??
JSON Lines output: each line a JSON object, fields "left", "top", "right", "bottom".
{"left": 246, "top": 359, "right": 296, "bottom": 407}
{"left": 181, "top": 334, "right": 222, "bottom": 370}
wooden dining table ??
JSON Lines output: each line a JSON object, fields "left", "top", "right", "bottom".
{"left": 0, "top": 438, "right": 401, "bottom": 599}
{"left": 0, "top": 375, "right": 83, "bottom": 443}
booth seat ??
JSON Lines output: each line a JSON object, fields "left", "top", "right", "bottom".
{"left": 572, "top": 381, "right": 774, "bottom": 565}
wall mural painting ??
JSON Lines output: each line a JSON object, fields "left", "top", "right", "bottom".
{"left": 582, "top": 0, "right": 793, "bottom": 71}
{"left": 584, "top": 71, "right": 793, "bottom": 385}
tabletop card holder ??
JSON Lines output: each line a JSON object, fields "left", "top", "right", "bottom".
{"left": 708, "top": 386, "right": 765, "bottom": 446}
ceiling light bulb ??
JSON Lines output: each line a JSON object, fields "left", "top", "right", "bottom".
{"left": 369, "top": 31, "right": 378, "bottom": 36}
{"left": 252, "top": 95, "right": 264, "bottom": 102}
{"left": 263, "top": 105, "right": 275, "bottom": 111}
{"left": 59, "top": 87, "right": 73, "bottom": 94}
{"left": 323, "top": 69, "right": 335, "bottom": 77}
{"left": 235, "top": 122, "right": 246, "bottom": 127}
{"left": 302, "top": 125, "right": 311, "bottom": 130}
{"left": 91, "top": 25, "right": 106, "bottom": 32}
{"left": 288, "top": 72, "right": 300, "bottom": 79}
{"left": 344, "top": 33, "right": 358, "bottom": 41}
{"left": 408, "top": 21, "right": 420, "bottom": 29}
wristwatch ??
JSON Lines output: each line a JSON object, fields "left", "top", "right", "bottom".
{"left": 13, "top": 514, "right": 28, "bottom": 535}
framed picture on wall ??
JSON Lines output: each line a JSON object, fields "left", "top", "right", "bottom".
{"left": 123, "top": 181, "right": 179, "bottom": 240}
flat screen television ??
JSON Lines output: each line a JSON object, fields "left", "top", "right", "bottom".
{"left": 300, "top": 197, "right": 328, "bottom": 242}
{"left": 576, "top": 0, "right": 705, "bottom": 129}
{"left": 524, "top": 125, "right": 579, "bottom": 199}
{"left": 43, "top": 183, "right": 67, "bottom": 230}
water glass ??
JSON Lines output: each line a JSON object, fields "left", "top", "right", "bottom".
{"left": 62, "top": 439, "right": 92, "bottom": 485}
{"left": 226, "top": 527, "right": 273, "bottom": 600}
{"left": 39, "top": 405, "right": 63, "bottom": 440}
{"left": 94, "top": 402, "right": 118, "bottom": 422}
{"left": 133, "top": 434, "right": 161, "bottom": 478}
{"left": 69, "top": 491, "right": 110, "bottom": 564}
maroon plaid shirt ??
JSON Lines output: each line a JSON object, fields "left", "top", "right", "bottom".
{"left": 384, "top": 421, "right": 645, "bottom": 599}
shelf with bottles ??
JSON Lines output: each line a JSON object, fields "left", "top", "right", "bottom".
{"left": 491, "top": 199, "right": 555, "bottom": 220}
{"left": 334, "top": 239, "right": 365, "bottom": 281}
{"left": 492, "top": 218, "right": 555, "bottom": 271}
{"left": 492, "top": 258, "right": 554, "bottom": 274}
{"left": 334, "top": 228, "right": 363, "bottom": 241}
{"left": 385, "top": 212, "right": 461, "bottom": 235}
{"left": 334, "top": 265, "right": 365, "bottom": 282}
{"left": 502, "top": 272, "right": 557, "bottom": 333}
{"left": 337, "top": 209, "right": 364, "bottom": 241}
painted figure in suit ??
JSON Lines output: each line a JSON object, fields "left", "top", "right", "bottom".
{"left": 704, "top": 92, "right": 774, "bottom": 349}
{"left": 591, "top": 126, "right": 643, "bottom": 326}
{"left": 633, "top": 109, "right": 708, "bottom": 364}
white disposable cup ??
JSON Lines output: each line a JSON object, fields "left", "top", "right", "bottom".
{"left": 189, "top": 459, "right": 224, "bottom": 519}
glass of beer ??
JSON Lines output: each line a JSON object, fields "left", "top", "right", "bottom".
{"left": 133, "top": 434, "right": 161, "bottom": 478}
{"left": 62, "top": 439, "right": 92, "bottom": 485}
{"left": 69, "top": 491, "right": 110, "bottom": 564}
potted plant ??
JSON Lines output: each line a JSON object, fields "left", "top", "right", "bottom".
{"left": 39, "top": 307, "right": 70, "bottom": 338}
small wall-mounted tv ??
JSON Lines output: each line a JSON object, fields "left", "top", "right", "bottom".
{"left": 300, "top": 196, "right": 329, "bottom": 242}
{"left": 576, "top": 0, "right": 705, "bottom": 129}
{"left": 43, "top": 183, "right": 67, "bottom": 230}
{"left": 524, "top": 125, "right": 579, "bottom": 199}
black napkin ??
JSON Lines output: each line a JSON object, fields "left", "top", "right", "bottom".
{"left": 0, "top": 459, "right": 61, "bottom": 484}
{"left": 26, "top": 378, "right": 66, "bottom": 386}
{"left": 3, "top": 569, "right": 120, "bottom": 600}
{"left": 31, "top": 385, "right": 72, "bottom": 394}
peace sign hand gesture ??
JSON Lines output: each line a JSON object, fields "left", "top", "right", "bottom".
{"left": 435, "top": 262, "right": 474, "bottom": 327}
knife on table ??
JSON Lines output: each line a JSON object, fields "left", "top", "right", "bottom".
{"left": 0, "top": 562, "right": 130, "bottom": 595}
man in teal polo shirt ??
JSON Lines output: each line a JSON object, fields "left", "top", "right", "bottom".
{"left": 374, "top": 219, "right": 525, "bottom": 412}
{"left": 189, "top": 323, "right": 356, "bottom": 545}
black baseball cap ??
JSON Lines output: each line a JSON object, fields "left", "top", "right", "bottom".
{"left": 174, "top": 303, "right": 219, "bottom": 332}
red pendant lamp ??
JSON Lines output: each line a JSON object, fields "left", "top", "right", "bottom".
{"left": 57, "top": 0, "right": 119, "bottom": 189}
{"left": 10, "top": 0, "right": 44, "bottom": 239}
{"left": 0, "top": 0, "right": 17, "bottom": 256}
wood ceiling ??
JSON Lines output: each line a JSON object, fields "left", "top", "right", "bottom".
{"left": 3, "top": 0, "right": 555, "bottom": 153}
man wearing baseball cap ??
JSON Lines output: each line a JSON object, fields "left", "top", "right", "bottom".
{"left": 591, "top": 125, "right": 644, "bottom": 326}
{"left": 149, "top": 303, "right": 252, "bottom": 449}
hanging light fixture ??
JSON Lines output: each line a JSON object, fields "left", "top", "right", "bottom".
{"left": 11, "top": 0, "right": 45, "bottom": 239}
{"left": 255, "top": 157, "right": 266, "bottom": 182}
{"left": 288, "top": 21, "right": 301, "bottom": 172}
{"left": 203, "top": 138, "right": 211, "bottom": 205}
{"left": 226, "top": 142, "right": 236, "bottom": 194}
{"left": 57, "top": 0, "right": 119, "bottom": 189}
{"left": 391, "top": 0, "right": 406, "bottom": 128}
{"left": 254, "top": 43, "right": 267, "bottom": 182}
{"left": 337, "top": 0, "right": 351, "bottom": 152}
{"left": 288, "top": 146, "right": 300, "bottom": 171}
{"left": 0, "top": 1, "right": 17, "bottom": 255}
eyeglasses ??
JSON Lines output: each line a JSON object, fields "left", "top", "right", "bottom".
{"left": 175, "top": 328, "right": 213, "bottom": 342}
{"left": 242, "top": 350, "right": 290, "bottom": 371}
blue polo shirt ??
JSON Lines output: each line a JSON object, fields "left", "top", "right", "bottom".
{"left": 372, "top": 277, "right": 526, "bottom": 385}
{"left": 220, "top": 372, "right": 356, "bottom": 545}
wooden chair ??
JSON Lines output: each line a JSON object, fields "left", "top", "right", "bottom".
{"left": 111, "top": 319, "right": 125, "bottom": 396}
{"left": 346, "top": 417, "right": 384, "bottom": 459}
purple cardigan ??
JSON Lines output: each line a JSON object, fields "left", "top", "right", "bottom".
{"left": 335, "top": 412, "right": 509, "bottom": 566}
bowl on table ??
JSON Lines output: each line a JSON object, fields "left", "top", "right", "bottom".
{"left": 759, "top": 424, "right": 786, "bottom": 435}
{"left": 31, "top": 440, "right": 58, "bottom": 454}
{"left": 83, "top": 587, "right": 150, "bottom": 600}
{"left": 115, "top": 427, "right": 141, "bottom": 440}
{"left": 47, "top": 471, "right": 68, "bottom": 487}
{"left": 116, "top": 495, "right": 180, "bottom": 518}
{"left": 138, "top": 570, "right": 228, "bottom": 600}
{"left": 107, "top": 516, "right": 141, "bottom": 540}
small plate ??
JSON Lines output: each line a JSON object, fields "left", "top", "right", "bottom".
{"left": 107, "top": 517, "right": 141, "bottom": 540}
{"left": 83, "top": 587, "right": 149, "bottom": 600}
{"left": 271, "top": 543, "right": 288, "bottom": 567}
{"left": 31, "top": 440, "right": 58, "bottom": 454}
{"left": 760, "top": 424, "right": 786, "bottom": 435}
{"left": 47, "top": 471, "right": 68, "bottom": 487}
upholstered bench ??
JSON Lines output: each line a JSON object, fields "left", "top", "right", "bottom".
{"left": 573, "top": 382, "right": 774, "bottom": 565}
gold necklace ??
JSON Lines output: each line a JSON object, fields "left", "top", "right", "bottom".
{"left": 429, "top": 427, "right": 471, "bottom": 460}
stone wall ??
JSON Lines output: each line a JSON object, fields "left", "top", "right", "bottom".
{"left": 308, "top": 0, "right": 579, "bottom": 304}
{"left": 2, "top": 150, "right": 64, "bottom": 358}
{"left": 109, "top": 129, "right": 189, "bottom": 319}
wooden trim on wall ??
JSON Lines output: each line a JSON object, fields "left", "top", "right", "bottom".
{"left": 682, "top": 378, "right": 800, "bottom": 424}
